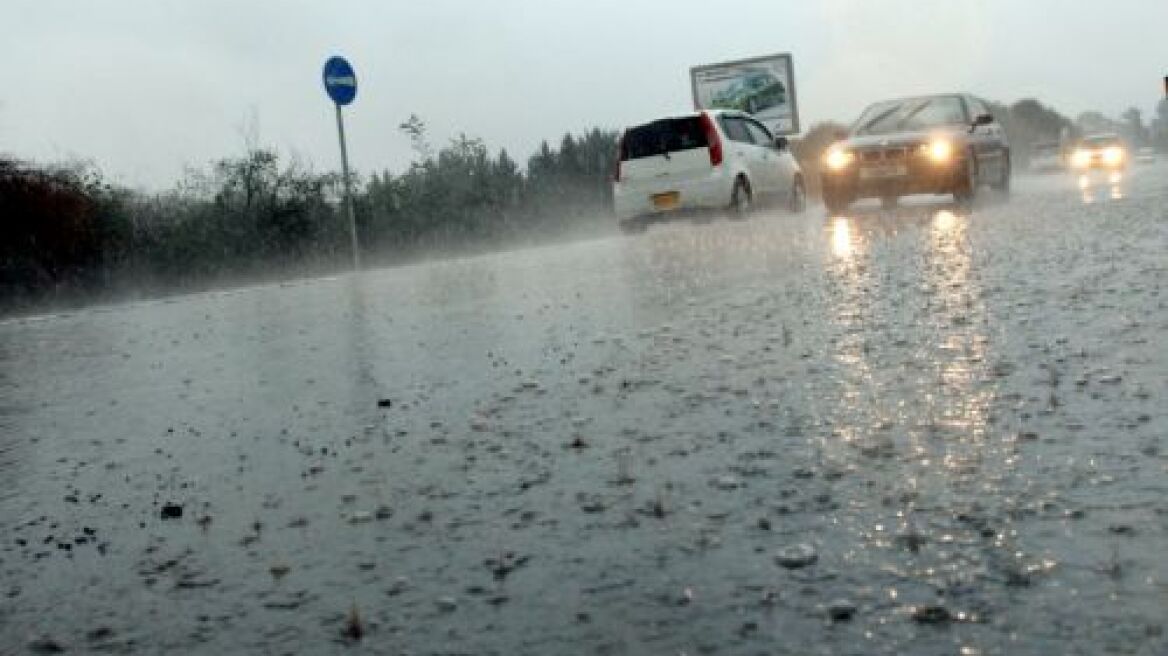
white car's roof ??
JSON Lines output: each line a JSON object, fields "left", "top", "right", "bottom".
{"left": 624, "top": 108, "right": 741, "bottom": 129}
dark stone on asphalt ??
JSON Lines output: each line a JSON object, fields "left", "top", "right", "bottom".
{"left": 28, "top": 636, "right": 65, "bottom": 653}
{"left": 175, "top": 576, "right": 220, "bottom": 589}
{"left": 376, "top": 398, "right": 393, "bottom": 408}
{"left": 1004, "top": 569, "right": 1031, "bottom": 587}
{"left": 912, "top": 604, "right": 951, "bottom": 624}
{"left": 86, "top": 627, "right": 114, "bottom": 641}
{"left": 487, "top": 551, "right": 530, "bottom": 580}
{"left": 774, "top": 543, "right": 817, "bottom": 568}
{"left": 160, "top": 503, "right": 183, "bottom": 520}
{"left": 342, "top": 603, "right": 364, "bottom": 641}
{"left": 827, "top": 599, "right": 856, "bottom": 621}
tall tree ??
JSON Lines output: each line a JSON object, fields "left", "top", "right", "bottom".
{"left": 1121, "top": 107, "right": 1148, "bottom": 146}
{"left": 1153, "top": 99, "right": 1168, "bottom": 151}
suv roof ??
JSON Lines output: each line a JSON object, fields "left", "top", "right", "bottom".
{"left": 865, "top": 92, "right": 969, "bottom": 104}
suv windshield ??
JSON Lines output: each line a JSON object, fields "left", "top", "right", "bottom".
{"left": 621, "top": 117, "right": 708, "bottom": 160}
{"left": 853, "top": 95, "right": 967, "bottom": 135}
{"left": 1082, "top": 135, "right": 1121, "bottom": 147}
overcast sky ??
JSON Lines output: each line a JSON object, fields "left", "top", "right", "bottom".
{"left": 3, "top": 0, "right": 1166, "bottom": 189}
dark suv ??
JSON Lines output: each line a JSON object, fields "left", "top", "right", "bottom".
{"left": 820, "top": 93, "right": 1011, "bottom": 212}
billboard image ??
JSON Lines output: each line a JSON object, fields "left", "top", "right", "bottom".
{"left": 691, "top": 53, "right": 800, "bottom": 136}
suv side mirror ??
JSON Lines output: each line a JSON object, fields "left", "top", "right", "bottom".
{"left": 972, "top": 114, "right": 994, "bottom": 127}
{"left": 773, "top": 136, "right": 789, "bottom": 151}
{"left": 833, "top": 129, "right": 849, "bottom": 142}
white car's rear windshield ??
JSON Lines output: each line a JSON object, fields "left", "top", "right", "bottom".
{"left": 622, "top": 117, "right": 708, "bottom": 160}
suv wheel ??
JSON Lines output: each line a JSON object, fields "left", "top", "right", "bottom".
{"left": 729, "top": 177, "right": 752, "bottom": 218}
{"left": 788, "top": 176, "right": 807, "bottom": 214}
{"left": 991, "top": 153, "right": 1011, "bottom": 193}
{"left": 953, "top": 151, "right": 978, "bottom": 204}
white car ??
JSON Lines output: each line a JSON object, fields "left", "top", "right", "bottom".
{"left": 612, "top": 109, "right": 805, "bottom": 232}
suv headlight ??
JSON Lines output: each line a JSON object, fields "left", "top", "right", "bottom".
{"left": 1071, "top": 149, "right": 1091, "bottom": 168}
{"left": 924, "top": 139, "right": 953, "bottom": 163}
{"left": 824, "top": 148, "right": 855, "bottom": 171}
{"left": 1103, "top": 147, "right": 1124, "bottom": 165}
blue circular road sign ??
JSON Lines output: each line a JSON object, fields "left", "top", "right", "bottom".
{"left": 323, "top": 56, "right": 357, "bottom": 106}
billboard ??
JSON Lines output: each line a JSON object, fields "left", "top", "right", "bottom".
{"left": 690, "top": 53, "right": 800, "bottom": 136}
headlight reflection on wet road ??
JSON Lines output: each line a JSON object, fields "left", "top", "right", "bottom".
{"left": 925, "top": 208, "right": 993, "bottom": 439}
{"left": 823, "top": 205, "right": 1005, "bottom": 576}
{"left": 1078, "top": 171, "right": 1125, "bottom": 204}
{"left": 830, "top": 216, "right": 856, "bottom": 260}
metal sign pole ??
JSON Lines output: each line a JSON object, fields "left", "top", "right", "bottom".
{"left": 334, "top": 103, "right": 360, "bottom": 270}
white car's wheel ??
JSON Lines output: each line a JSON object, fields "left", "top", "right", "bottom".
{"left": 729, "top": 177, "right": 752, "bottom": 218}
{"left": 788, "top": 176, "right": 807, "bottom": 214}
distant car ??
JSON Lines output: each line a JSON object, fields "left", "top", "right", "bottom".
{"left": 1135, "top": 147, "right": 1156, "bottom": 164}
{"left": 710, "top": 69, "right": 786, "bottom": 115}
{"left": 612, "top": 109, "right": 806, "bottom": 232}
{"left": 819, "top": 93, "right": 1011, "bottom": 213}
{"left": 1070, "top": 134, "right": 1127, "bottom": 171}
{"left": 1029, "top": 141, "right": 1064, "bottom": 173}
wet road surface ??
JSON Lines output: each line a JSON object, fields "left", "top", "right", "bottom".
{"left": 2, "top": 164, "right": 1167, "bottom": 654}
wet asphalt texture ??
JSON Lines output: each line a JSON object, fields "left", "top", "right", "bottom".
{"left": 2, "top": 165, "right": 1167, "bottom": 655}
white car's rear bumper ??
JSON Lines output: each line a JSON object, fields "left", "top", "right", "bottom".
{"left": 613, "top": 169, "right": 732, "bottom": 222}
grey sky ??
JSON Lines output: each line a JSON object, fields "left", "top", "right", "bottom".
{"left": 3, "top": 0, "right": 1166, "bottom": 189}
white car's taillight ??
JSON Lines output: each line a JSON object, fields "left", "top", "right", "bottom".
{"left": 699, "top": 112, "right": 723, "bottom": 167}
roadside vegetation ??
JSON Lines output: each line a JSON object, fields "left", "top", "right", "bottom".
{"left": 1, "top": 118, "right": 618, "bottom": 314}
{"left": 3, "top": 98, "right": 1166, "bottom": 315}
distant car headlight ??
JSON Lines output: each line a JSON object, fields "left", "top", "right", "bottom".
{"left": 1071, "top": 149, "right": 1092, "bottom": 168}
{"left": 824, "top": 148, "right": 855, "bottom": 171}
{"left": 1103, "top": 147, "right": 1124, "bottom": 166}
{"left": 925, "top": 139, "right": 953, "bottom": 163}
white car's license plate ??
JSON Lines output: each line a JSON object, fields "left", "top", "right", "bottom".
{"left": 652, "top": 192, "right": 680, "bottom": 210}
{"left": 860, "top": 163, "right": 908, "bottom": 179}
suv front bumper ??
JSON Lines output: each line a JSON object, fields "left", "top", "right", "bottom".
{"left": 822, "top": 156, "right": 968, "bottom": 200}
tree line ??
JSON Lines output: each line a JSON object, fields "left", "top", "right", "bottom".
{"left": 4, "top": 97, "right": 1166, "bottom": 314}
{"left": 1, "top": 118, "right": 618, "bottom": 314}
